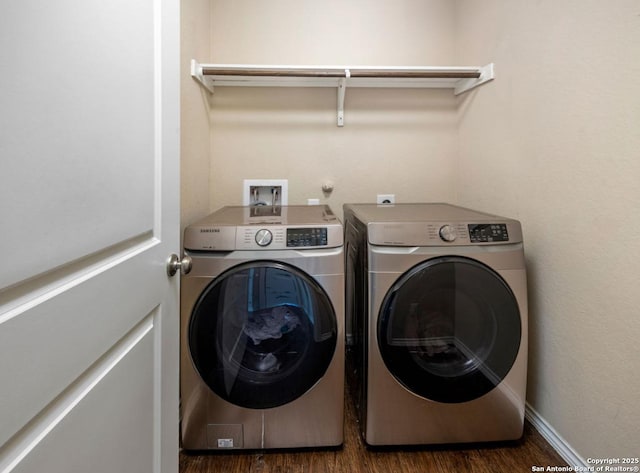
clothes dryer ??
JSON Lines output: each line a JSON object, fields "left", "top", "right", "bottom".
{"left": 181, "top": 205, "right": 344, "bottom": 450}
{"left": 344, "top": 203, "right": 527, "bottom": 446}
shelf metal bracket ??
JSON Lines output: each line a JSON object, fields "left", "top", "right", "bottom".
{"left": 454, "top": 63, "right": 494, "bottom": 95}
{"left": 337, "top": 69, "right": 350, "bottom": 127}
{"left": 191, "top": 60, "right": 215, "bottom": 93}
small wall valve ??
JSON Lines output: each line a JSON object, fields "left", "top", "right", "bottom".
{"left": 322, "top": 181, "right": 334, "bottom": 194}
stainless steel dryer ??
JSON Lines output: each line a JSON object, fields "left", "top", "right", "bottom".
{"left": 181, "top": 205, "right": 344, "bottom": 450}
{"left": 344, "top": 203, "right": 527, "bottom": 446}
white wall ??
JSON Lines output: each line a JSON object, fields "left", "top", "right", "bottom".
{"left": 205, "top": 0, "right": 458, "bottom": 217}
{"left": 455, "top": 0, "right": 640, "bottom": 459}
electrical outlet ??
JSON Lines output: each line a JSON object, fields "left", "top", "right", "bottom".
{"left": 377, "top": 194, "right": 395, "bottom": 204}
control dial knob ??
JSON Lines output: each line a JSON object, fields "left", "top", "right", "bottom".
{"left": 438, "top": 224, "right": 457, "bottom": 242}
{"left": 255, "top": 229, "right": 273, "bottom": 247}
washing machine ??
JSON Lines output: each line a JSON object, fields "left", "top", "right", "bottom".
{"left": 344, "top": 203, "right": 527, "bottom": 446}
{"left": 180, "top": 205, "right": 344, "bottom": 450}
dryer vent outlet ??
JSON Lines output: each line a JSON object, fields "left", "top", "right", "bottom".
{"left": 243, "top": 179, "right": 289, "bottom": 206}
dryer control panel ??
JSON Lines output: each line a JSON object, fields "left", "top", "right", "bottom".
{"left": 468, "top": 223, "right": 509, "bottom": 243}
{"left": 346, "top": 202, "right": 523, "bottom": 247}
{"left": 430, "top": 222, "right": 511, "bottom": 244}
{"left": 368, "top": 221, "right": 521, "bottom": 246}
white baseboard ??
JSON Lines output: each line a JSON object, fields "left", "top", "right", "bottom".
{"left": 525, "top": 402, "right": 586, "bottom": 467}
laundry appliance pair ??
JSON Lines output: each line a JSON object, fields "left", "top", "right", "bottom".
{"left": 180, "top": 202, "right": 528, "bottom": 450}
{"left": 344, "top": 203, "right": 528, "bottom": 447}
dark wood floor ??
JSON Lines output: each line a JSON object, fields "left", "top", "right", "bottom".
{"left": 179, "top": 380, "right": 566, "bottom": 473}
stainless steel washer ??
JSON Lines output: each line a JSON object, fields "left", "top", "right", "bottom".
{"left": 344, "top": 203, "right": 528, "bottom": 446}
{"left": 181, "top": 205, "right": 344, "bottom": 450}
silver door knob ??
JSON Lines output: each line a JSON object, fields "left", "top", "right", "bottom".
{"left": 166, "top": 254, "right": 193, "bottom": 277}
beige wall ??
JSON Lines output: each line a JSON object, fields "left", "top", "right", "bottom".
{"left": 456, "top": 0, "right": 640, "bottom": 459}
{"left": 181, "top": 0, "right": 640, "bottom": 461}
{"left": 180, "top": 0, "right": 212, "bottom": 231}
{"left": 207, "top": 0, "right": 458, "bottom": 217}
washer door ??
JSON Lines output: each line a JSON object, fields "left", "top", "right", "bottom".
{"left": 189, "top": 261, "right": 337, "bottom": 409}
{"left": 377, "top": 256, "right": 521, "bottom": 403}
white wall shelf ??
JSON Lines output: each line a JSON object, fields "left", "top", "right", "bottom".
{"left": 191, "top": 60, "right": 494, "bottom": 126}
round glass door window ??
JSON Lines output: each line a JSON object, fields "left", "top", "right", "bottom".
{"left": 189, "top": 261, "right": 337, "bottom": 409}
{"left": 378, "top": 256, "right": 521, "bottom": 403}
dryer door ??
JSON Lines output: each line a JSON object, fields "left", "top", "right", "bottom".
{"left": 189, "top": 261, "right": 337, "bottom": 409}
{"left": 377, "top": 256, "right": 521, "bottom": 403}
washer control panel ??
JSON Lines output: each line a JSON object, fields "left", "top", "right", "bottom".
{"left": 183, "top": 205, "right": 343, "bottom": 251}
{"left": 232, "top": 226, "right": 337, "bottom": 250}
{"left": 286, "top": 227, "right": 328, "bottom": 247}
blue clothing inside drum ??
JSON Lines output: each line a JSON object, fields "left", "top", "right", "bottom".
{"left": 244, "top": 304, "right": 303, "bottom": 345}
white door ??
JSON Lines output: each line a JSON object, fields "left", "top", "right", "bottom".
{"left": 0, "top": 0, "right": 180, "bottom": 472}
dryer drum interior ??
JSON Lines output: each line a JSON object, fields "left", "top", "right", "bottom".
{"left": 377, "top": 256, "right": 521, "bottom": 404}
{"left": 189, "top": 261, "right": 338, "bottom": 409}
